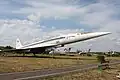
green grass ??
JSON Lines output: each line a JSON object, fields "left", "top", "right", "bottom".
{"left": 106, "top": 57, "right": 120, "bottom": 60}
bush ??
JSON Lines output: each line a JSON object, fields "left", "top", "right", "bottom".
{"left": 96, "top": 55, "right": 106, "bottom": 63}
{"left": 87, "top": 54, "right": 92, "bottom": 56}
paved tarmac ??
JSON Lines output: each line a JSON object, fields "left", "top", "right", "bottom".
{"left": 0, "top": 61, "right": 120, "bottom": 80}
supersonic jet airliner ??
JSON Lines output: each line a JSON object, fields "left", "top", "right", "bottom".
{"left": 2, "top": 32, "right": 111, "bottom": 54}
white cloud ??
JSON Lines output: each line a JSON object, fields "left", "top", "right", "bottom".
{"left": 27, "top": 13, "right": 41, "bottom": 22}
{"left": 12, "top": 0, "right": 87, "bottom": 20}
{"left": 0, "top": 19, "right": 41, "bottom": 46}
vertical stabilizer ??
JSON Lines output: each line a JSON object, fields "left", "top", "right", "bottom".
{"left": 16, "top": 38, "right": 23, "bottom": 49}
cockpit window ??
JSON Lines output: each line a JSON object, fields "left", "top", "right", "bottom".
{"left": 81, "top": 32, "right": 91, "bottom": 34}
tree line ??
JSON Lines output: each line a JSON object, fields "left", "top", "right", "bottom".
{"left": 0, "top": 46, "right": 14, "bottom": 50}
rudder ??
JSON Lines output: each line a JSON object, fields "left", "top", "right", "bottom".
{"left": 16, "top": 38, "right": 23, "bottom": 49}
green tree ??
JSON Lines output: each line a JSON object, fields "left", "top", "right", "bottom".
{"left": 5, "top": 46, "right": 14, "bottom": 49}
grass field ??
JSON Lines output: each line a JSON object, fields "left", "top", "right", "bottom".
{"left": 0, "top": 53, "right": 120, "bottom": 74}
{"left": 0, "top": 54, "right": 97, "bottom": 73}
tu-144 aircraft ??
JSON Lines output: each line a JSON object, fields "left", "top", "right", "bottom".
{"left": 2, "top": 32, "right": 111, "bottom": 55}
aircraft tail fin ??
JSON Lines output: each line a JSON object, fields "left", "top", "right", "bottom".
{"left": 16, "top": 38, "right": 23, "bottom": 49}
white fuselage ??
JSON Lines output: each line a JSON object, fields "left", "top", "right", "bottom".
{"left": 19, "top": 32, "right": 111, "bottom": 49}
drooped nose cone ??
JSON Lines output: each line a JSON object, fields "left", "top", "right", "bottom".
{"left": 94, "top": 32, "right": 111, "bottom": 36}
{"left": 89, "top": 32, "right": 111, "bottom": 38}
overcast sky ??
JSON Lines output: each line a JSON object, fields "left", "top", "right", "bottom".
{"left": 0, "top": 0, "right": 120, "bottom": 52}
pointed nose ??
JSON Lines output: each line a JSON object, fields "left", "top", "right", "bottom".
{"left": 88, "top": 32, "right": 111, "bottom": 38}
{"left": 94, "top": 32, "right": 111, "bottom": 36}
